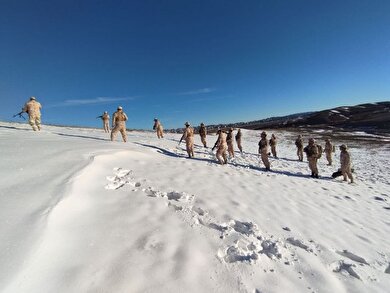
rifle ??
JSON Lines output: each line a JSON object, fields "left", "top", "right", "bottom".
{"left": 13, "top": 111, "right": 26, "bottom": 120}
{"left": 96, "top": 115, "right": 103, "bottom": 119}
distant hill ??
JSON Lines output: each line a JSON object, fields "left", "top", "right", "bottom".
{"left": 171, "top": 101, "right": 390, "bottom": 134}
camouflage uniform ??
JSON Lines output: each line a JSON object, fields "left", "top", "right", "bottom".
{"left": 269, "top": 134, "right": 277, "bottom": 158}
{"left": 111, "top": 107, "right": 128, "bottom": 142}
{"left": 22, "top": 97, "right": 42, "bottom": 131}
{"left": 102, "top": 112, "right": 110, "bottom": 133}
{"left": 340, "top": 145, "right": 354, "bottom": 183}
{"left": 226, "top": 128, "right": 235, "bottom": 158}
{"left": 212, "top": 130, "right": 228, "bottom": 165}
{"left": 295, "top": 135, "right": 304, "bottom": 161}
{"left": 235, "top": 129, "right": 242, "bottom": 153}
{"left": 324, "top": 139, "right": 334, "bottom": 165}
{"left": 180, "top": 122, "right": 194, "bottom": 158}
{"left": 303, "top": 138, "right": 320, "bottom": 178}
{"left": 153, "top": 119, "right": 164, "bottom": 139}
{"left": 199, "top": 123, "right": 207, "bottom": 148}
{"left": 258, "top": 131, "right": 271, "bottom": 171}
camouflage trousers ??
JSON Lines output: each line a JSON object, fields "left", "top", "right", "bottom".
{"left": 260, "top": 151, "right": 270, "bottom": 170}
{"left": 297, "top": 147, "right": 303, "bottom": 161}
{"left": 227, "top": 141, "right": 234, "bottom": 158}
{"left": 29, "top": 115, "right": 41, "bottom": 131}
{"left": 103, "top": 121, "right": 110, "bottom": 133}
{"left": 186, "top": 137, "right": 194, "bottom": 158}
{"left": 200, "top": 135, "right": 207, "bottom": 148}
{"left": 111, "top": 122, "right": 127, "bottom": 142}
{"left": 236, "top": 138, "right": 242, "bottom": 153}
{"left": 308, "top": 157, "right": 318, "bottom": 176}
{"left": 216, "top": 144, "right": 228, "bottom": 165}
{"left": 341, "top": 166, "right": 354, "bottom": 183}
{"left": 156, "top": 127, "right": 163, "bottom": 139}
{"left": 325, "top": 151, "right": 332, "bottom": 165}
{"left": 271, "top": 145, "right": 277, "bottom": 158}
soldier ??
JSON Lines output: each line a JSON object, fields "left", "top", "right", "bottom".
{"left": 22, "top": 96, "right": 42, "bottom": 131}
{"left": 235, "top": 128, "right": 243, "bottom": 153}
{"left": 324, "top": 138, "right": 334, "bottom": 165}
{"left": 339, "top": 144, "right": 354, "bottom": 183}
{"left": 303, "top": 138, "right": 320, "bottom": 178}
{"left": 199, "top": 122, "right": 207, "bottom": 148}
{"left": 179, "top": 122, "right": 194, "bottom": 158}
{"left": 258, "top": 131, "right": 271, "bottom": 171}
{"left": 269, "top": 134, "right": 277, "bottom": 158}
{"left": 295, "top": 134, "right": 304, "bottom": 161}
{"left": 111, "top": 106, "right": 128, "bottom": 142}
{"left": 153, "top": 118, "right": 164, "bottom": 139}
{"left": 101, "top": 111, "right": 110, "bottom": 133}
{"left": 226, "top": 128, "right": 235, "bottom": 158}
{"left": 212, "top": 129, "right": 228, "bottom": 165}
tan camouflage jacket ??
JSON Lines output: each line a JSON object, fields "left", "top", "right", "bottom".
{"left": 340, "top": 150, "right": 351, "bottom": 168}
{"left": 23, "top": 100, "right": 41, "bottom": 116}
{"left": 112, "top": 111, "right": 128, "bottom": 125}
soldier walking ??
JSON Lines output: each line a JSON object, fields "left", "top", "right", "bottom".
{"left": 295, "top": 134, "right": 304, "bottom": 161}
{"left": 303, "top": 138, "right": 320, "bottom": 178}
{"left": 100, "top": 111, "right": 110, "bottom": 133}
{"left": 199, "top": 122, "right": 207, "bottom": 148}
{"left": 226, "top": 128, "right": 235, "bottom": 158}
{"left": 212, "top": 129, "right": 228, "bottom": 165}
{"left": 179, "top": 122, "right": 194, "bottom": 158}
{"left": 22, "top": 96, "right": 42, "bottom": 131}
{"left": 235, "top": 129, "right": 243, "bottom": 153}
{"left": 153, "top": 118, "right": 164, "bottom": 139}
{"left": 269, "top": 134, "right": 277, "bottom": 158}
{"left": 324, "top": 138, "right": 334, "bottom": 165}
{"left": 111, "top": 106, "right": 128, "bottom": 142}
{"left": 258, "top": 131, "right": 271, "bottom": 171}
{"left": 339, "top": 144, "right": 354, "bottom": 183}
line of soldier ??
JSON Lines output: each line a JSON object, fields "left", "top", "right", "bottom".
{"left": 18, "top": 97, "right": 354, "bottom": 183}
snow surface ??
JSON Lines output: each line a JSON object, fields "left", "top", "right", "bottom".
{"left": 0, "top": 121, "right": 389, "bottom": 293}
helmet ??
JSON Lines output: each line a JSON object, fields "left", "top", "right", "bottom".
{"left": 154, "top": 118, "right": 158, "bottom": 121}
{"left": 104, "top": 111, "right": 108, "bottom": 114}
{"left": 30, "top": 96, "right": 36, "bottom": 100}
{"left": 261, "top": 131, "right": 267, "bottom": 137}
{"left": 117, "top": 106, "right": 123, "bottom": 110}
{"left": 309, "top": 138, "right": 315, "bottom": 144}
{"left": 200, "top": 122, "right": 204, "bottom": 126}
{"left": 229, "top": 127, "right": 233, "bottom": 131}
{"left": 184, "top": 122, "right": 190, "bottom": 126}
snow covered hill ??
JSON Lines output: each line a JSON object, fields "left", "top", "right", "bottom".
{"left": 0, "top": 121, "right": 389, "bottom": 293}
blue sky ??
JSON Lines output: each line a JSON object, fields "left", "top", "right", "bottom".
{"left": 1, "top": 0, "right": 389, "bottom": 129}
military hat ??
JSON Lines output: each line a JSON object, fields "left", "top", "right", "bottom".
{"left": 339, "top": 144, "right": 347, "bottom": 150}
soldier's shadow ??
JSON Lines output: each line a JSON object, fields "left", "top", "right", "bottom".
{"left": 54, "top": 132, "right": 110, "bottom": 141}
{"left": 135, "top": 143, "right": 216, "bottom": 164}
{"left": 0, "top": 125, "right": 32, "bottom": 131}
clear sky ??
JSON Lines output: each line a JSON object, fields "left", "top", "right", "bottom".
{"left": 1, "top": 0, "right": 389, "bottom": 129}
